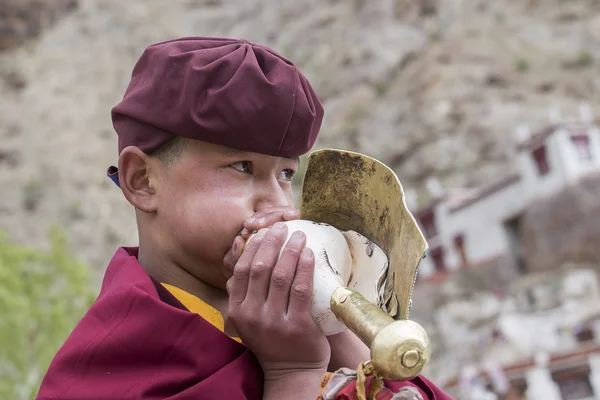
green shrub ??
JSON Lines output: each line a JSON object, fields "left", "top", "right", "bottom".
{"left": 515, "top": 57, "right": 529, "bottom": 72}
{"left": 0, "top": 227, "right": 96, "bottom": 399}
{"left": 577, "top": 50, "right": 593, "bottom": 67}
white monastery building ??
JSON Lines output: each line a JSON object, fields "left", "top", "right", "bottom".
{"left": 404, "top": 105, "right": 600, "bottom": 399}
{"left": 410, "top": 104, "right": 600, "bottom": 280}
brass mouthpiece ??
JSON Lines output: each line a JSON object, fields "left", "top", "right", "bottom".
{"left": 331, "top": 287, "right": 431, "bottom": 381}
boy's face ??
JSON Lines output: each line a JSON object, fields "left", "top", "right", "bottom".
{"left": 123, "top": 139, "right": 299, "bottom": 290}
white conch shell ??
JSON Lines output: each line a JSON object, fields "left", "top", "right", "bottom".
{"left": 267, "top": 220, "right": 390, "bottom": 336}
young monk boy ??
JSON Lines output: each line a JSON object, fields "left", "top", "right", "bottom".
{"left": 36, "top": 37, "right": 451, "bottom": 399}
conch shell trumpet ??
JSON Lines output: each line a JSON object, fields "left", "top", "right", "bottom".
{"left": 247, "top": 149, "right": 431, "bottom": 381}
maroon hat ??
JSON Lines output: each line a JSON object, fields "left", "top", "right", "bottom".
{"left": 111, "top": 36, "right": 323, "bottom": 159}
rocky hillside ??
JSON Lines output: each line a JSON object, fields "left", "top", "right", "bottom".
{"left": 2, "top": 0, "right": 600, "bottom": 274}
{"left": 522, "top": 171, "right": 600, "bottom": 272}
{"left": 0, "top": 0, "right": 78, "bottom": 51}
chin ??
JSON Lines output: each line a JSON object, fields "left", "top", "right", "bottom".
{"left": 211, "top": 274, "right": 229, "bottom": 292}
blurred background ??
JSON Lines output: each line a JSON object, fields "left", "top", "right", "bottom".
{"left": 2, "top": 0, "right": 600, "bottom": 399}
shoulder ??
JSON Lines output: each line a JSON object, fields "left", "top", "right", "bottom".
{"left": 37, "top": 247, "right": 264, "bottom": 399}
{"left": 60, "top": 247, "right": 193, "bottom": 357}
{"left": 37, "top": 250, "right": 193, "bottom": 397}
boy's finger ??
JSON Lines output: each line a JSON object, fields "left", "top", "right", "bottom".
{"left": 282, "top": 209, "right": 300, "bottom": 220}
{"left": 228, "top": 230, "right": 266, "bottom": 307}
{"left": 245, "top": 223, "right": 288, "bottom": 303}
{"left": 244, "top": 211, "right": 284, "bottom": 231}
{"left": 243, "top": 208, "right": 300, "bottom": 231}
{"left": 287, "top": 247, "right": 315, "bottom": 319}
{"left": 266, "top": 230, "right": 306, "bottom": 314}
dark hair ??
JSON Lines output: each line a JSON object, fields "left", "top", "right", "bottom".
{"left": 148, "top": 137, "right": 186, "bottom": 166}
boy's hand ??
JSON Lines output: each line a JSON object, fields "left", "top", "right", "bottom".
{"left": 223, "top": 207, "right": 299, "bottom": 282}
{"left": 226, "top": 223, "right": 330, "bottom": 379}
{"left": 240, "top": 207, "right": 300, "bottom": 238}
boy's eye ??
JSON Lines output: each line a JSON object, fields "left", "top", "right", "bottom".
{"left": 231, "top": 161, "right": 253, "bottom": 174}
{"left": 279, "top": 169, "right": 295, "bottom": 181}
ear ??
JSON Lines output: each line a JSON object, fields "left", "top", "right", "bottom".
{"left": 117, "top": 146, "right": 159, "bottom": 213}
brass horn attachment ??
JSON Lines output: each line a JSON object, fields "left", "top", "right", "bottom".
{"left": 300, "top": 149, "right": 430, "bottom": 381}
{"left": 331, "top": 288, "right": 430, "bottom": 380}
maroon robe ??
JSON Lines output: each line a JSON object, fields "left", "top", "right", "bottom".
{"left": 36, "top": 247, "right": 263, "bottom": 399}
{"left": 36, "top": 247, "right": 451, "bottom": 399}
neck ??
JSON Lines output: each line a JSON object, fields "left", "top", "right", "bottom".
{"left": 137, "top": 245, "right": 229, "bottom": 315}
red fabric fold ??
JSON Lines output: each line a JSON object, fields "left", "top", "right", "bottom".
{"left": 320, "top": 370, "right": 452, "bottom": 400}
{"left": 36, "top": 247, "right": 263, "bottom": 400}
{"left": 334, "top": 375, "right": 451, "bottom": 400}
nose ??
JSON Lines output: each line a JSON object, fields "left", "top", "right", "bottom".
{"left": 253, "top": 178, "right": 293, "bottom": 211}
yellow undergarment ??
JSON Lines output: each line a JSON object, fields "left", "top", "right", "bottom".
{"left": 162, "top": 283, "right": 242, "bottom": 343}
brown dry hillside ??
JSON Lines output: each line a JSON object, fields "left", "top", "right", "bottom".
{"left": 1, "top": 0, "right": 600, "bottom": 276}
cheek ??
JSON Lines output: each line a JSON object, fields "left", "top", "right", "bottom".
{"left": 284, "top": 188, "right": 295, "bottom": 208}
{"left": 166, "top": 188, "right": 252, "bottom": 255}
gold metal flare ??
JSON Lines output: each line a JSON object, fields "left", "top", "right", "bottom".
{"left": 331, "top": 287, "right": 431, "bottom": 381}
{"left": 300, "top": 149, "right": 428, "bottom": 320}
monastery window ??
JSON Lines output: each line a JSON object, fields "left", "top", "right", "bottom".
{"left": 575, "top": 324, "right": 595, "bottom": 343}
{"left": 558, "top": 378, "right": 594, "bottom": 400}
{"left": 531, "top": 145, "right": 550, "bottom": 176}
{"left": 571, "top": 134, "right": 592, "bottom": 161}
{"left": 525, "top": 289, "right": 536, "bottom": 309}
{"left": 553, "top": 366, "right": 594, "bottom": 400}
{"left": 508, "top": 379, "right": 528, "bottom": 400}
{"left": 429, "top": 246, "right": 446, "bottom": 272}
{"left": 418, "top": 209, "right": 437, "bottom": 239}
